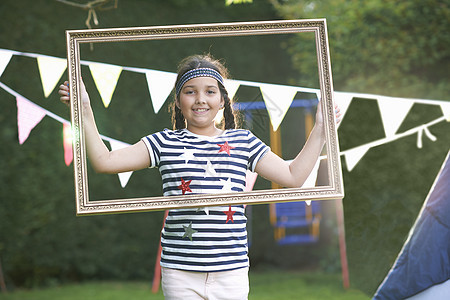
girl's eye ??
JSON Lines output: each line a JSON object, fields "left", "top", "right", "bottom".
{"left": 207, "top": 90, "right": 216, "bottom": 94}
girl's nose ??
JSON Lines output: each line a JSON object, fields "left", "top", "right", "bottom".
{"left": 195, "top": 95, "right": 206, "bottom": 104}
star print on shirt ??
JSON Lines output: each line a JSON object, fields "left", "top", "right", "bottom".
{"left": 178, "top": 147, "right": 196, "bottom": 164}
{"left": 220, "top": 178, "right": 234, "bottom": 193}
{"left": 178, "top": 177, "right": 192, "bottom": 195}
{"left": 183, "top": 222, "right": 198, "bottom": 241}
{"left": 217, "top": 141, "right": 235, "bottom": 156}
{"left": 204, "top": 160, "right": 219, "bottom": 177}
{"left": 196, "top": 206, "right": 210, "bottom": 215}
{"left": 223, "top": 205, "right": 236, "bottom": 223}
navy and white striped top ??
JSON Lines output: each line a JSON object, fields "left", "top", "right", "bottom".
{"left": 141, "top": 128, "right": 269, "bottom": 272}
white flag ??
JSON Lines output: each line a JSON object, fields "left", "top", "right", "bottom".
{"left": 440, "top": 102, "right": 450, "bottom": 121}
{"left": 145, "top": 69, "right": 177, "bottom": 114}
{"left": 223, "top": 79, "right": 240, "bottom": 100}
{"left": 108, "top": 140, "right": 133, "bottom": 188}
{"left": 260, "top": 83, "right": 298, "bottom": 131}
{"left": 344, "top": 145, "right": 371, "bottom": 172}
{"left": 333, "top": 92, "right": 353, "bottom": 128}
{"left": 0, "top": 49, "right": 13, "bottom": 78}
{"left": 377, "top": 96, "right": 414, "bottom": 138}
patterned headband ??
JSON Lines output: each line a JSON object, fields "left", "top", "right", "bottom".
{"left": 175, "top": 67, "right": 225, "bottom": 96}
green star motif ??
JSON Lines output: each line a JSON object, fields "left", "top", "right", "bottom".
{"left": 182, "top": 222, "right": 197, "bottom": 241}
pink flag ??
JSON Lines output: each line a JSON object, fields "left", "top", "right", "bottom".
{"left": 16, "top": 96, "right": 46, "bottom": 144}
{"left": 63, "top": 123, "right": 73, "bottom": 166}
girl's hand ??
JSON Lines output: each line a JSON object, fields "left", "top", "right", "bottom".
{"left": 58, "top": 80, "right": 90, "bottom": 108}
{"left": 315, "top": 100, "right": 342, "bottom": 127}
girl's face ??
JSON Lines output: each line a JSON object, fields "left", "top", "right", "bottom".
{"left": 177, "top": 76, "right": 224, "bottom": 135}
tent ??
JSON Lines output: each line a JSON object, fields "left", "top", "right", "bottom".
{"left": 373, "top": 151, "right": 450, "bottom": 299}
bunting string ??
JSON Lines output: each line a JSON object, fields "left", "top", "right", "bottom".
{"left": 0, "top": 48, "right": 448, "bottom": 187}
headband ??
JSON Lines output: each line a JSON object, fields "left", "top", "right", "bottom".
{"left": 175, "top": 68, "right": 224, "bottom": 96}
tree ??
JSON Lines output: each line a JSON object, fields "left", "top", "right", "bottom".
{"left": 270, "top": 0, "right": 450, "bottom": 100}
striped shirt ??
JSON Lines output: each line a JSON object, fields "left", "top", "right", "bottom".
{"left": 141, "top": 128, "right": 269, "bottom": 272}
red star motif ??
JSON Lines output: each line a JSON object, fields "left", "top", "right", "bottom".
{"left": 223, "top": 205, "right": 236, "bottom": 223}
{"left": 217, "top": 141, "right": 235, "bottom": 156}
{"left": 177, "top": 177, "right": 192, "bottom": 195}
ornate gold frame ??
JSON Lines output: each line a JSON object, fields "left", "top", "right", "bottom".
{"left": 66, "top": 19, "right": 344, "bottom": 215}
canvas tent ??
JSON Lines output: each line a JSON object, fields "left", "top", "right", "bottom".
{"left": 373, "top": 151, "right": 450, "bottom": 299}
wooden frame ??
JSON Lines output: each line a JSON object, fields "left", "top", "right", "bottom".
{"left": 66, "top": 19, "right": 344, "bottom": 215}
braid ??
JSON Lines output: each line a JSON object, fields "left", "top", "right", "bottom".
{"left": 221, "top": 88, "right": 237, "bottom": 130}
{"left": 170, "top": 101, "right": 186, "bottom": 130}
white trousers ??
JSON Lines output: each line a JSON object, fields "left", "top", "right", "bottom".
{"left": 161, "top": 267, "right": 249, "bottom": 300}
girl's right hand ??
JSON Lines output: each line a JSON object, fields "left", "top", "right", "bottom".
{"left": 58, "top": 80, "right": 90, "bottom": 107}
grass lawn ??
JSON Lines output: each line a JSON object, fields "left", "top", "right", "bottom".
{"left": 0, "top": 270, "right": 370, "bottom": 300}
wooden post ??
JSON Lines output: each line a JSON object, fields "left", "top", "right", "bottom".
{"left": 336, "top": 199, "right": 350, "bottom": 289}
{"left": 269, "top": 124, "right": 282, "bottom": 190}
{"left": 152, "top": 210, "right": 169, "bottom": 293}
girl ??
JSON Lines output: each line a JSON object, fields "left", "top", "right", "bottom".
{"left": 59, "top": 54, "right": 340, "bottom": 300}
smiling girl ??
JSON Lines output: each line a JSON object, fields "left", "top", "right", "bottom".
{"left": 59, "top": 54, "right": 340, "bottom": 300}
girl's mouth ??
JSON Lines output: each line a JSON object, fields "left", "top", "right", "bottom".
{"left": 193, "top": 108, "right": 209, "bottom": 113}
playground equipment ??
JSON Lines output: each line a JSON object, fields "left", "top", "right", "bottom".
{"left": 266, "top": 99, "right": 322, "bottom": 245}
{"left": 270, "top": 200, "right": 321, "bottom": 245}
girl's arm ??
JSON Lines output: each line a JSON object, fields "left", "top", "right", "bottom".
{"left": 254, "top": 102, "right": 339, "bottom": 188}
{"left": 59, "top": 80, "right": 150, "bottom": 174}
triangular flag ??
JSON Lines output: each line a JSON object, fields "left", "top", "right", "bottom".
{"left": 260, "top": 83, "right": 298, "bottom": 131}
{"left": 302, "top": 158, "right": 321, "bottom": 188}
{"left": 377, "top": 96, "right": 414, "bottom": 138}
{"left": 0, "top": 49, "right": 13, "bottom": 78}
{"left": 145, "top": 69, "right": 177, "bottom": 113}
{"left": 440, "top": 102, "right": 450, "bottom": 121}
{"left": 63, "top": 123, "right": 73, "bottom": 166}
{"left": 89, "top": 63, "right": 122, "bottom": 108}
{"left": 109, "top": 140, "right": 133, "bottom": 188}
{"left": 223, "top": 79, "right": 240, "bottom": 100}
{"left": 244, "top": 170, "right": 258, "bottom": 192}
{"left": 37, "top": 56, "right": 67, "bottom": 98}
{"left": 344, "top": 145, "right": 371, "bottom": 172}
{"left": 16, "top": 96, "right": 47, "bottom": 144}
{"left": 333, "top": 92, "right": 353, "bottom": 128}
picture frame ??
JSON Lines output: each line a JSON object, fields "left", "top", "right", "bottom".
{"left": 66, "top": 19, "right": 344, "bottom": 215}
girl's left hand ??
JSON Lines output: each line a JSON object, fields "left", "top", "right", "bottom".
{"left": 315, "top": 101, "right": 342, "bottom": 127}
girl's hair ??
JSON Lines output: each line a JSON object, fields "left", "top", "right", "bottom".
{"left": 170, "top": 54, "right": 238, "bottom": 130}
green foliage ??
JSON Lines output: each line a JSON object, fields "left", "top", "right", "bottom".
{"left": 271, "top": 0, "right": 450, "bottom": 99}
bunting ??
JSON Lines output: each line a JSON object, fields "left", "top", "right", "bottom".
{"left": 0, "top": 49, "right": 12, "bottom": 78}
{"left": 63, "top": 123, "right": 73, "bottom": 166}
{"left": 440, "top": 102, "right": 450, "bottom": 121}
{"left": 223, "top": 79, "right": 241, "bottom": 100}
{"left": 344, "top": 145, "right": 371, "bottom": 172}
{"left": 37, "top": 56, "right": 67, "bottom": 98}
{"left": 89, "top": 62, "right": 122, "bottom": 107}
{"left": 260, "top": 83, "right": 298, "bottom": 131}
{"left": 1, "top": 48, "right": 448, "bottom": 187}
{"left": 302, "top": 159, "right": 321, "bottom": 188}
{"left": 108, "top": 140, "right": 134, "bottom": 187}
{"left": 377, "top": 96, "right": 414, "bottom": 138}
{"left": 333, "top": 92, "right": 354, "bottom": 129}
{"left": 145, "top": 69, "right": 177, "bottom": 113}
{"left": 16, "top": 96, "right": 47, "bottom": 144}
